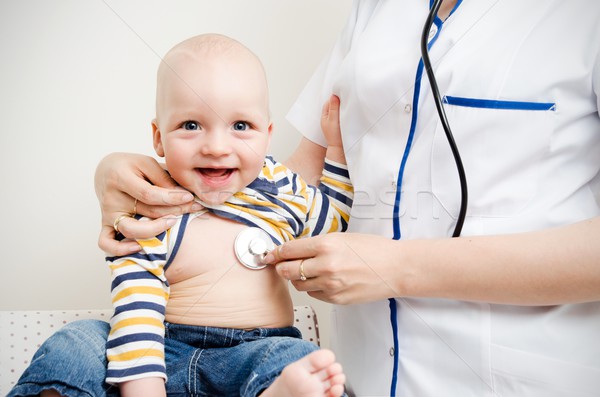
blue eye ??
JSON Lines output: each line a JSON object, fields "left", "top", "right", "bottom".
{"left": 182, "top": 121, "right": 200, "bottom": 130}
{"left": 233, "top": 121, "right": 249, "bottom": 131}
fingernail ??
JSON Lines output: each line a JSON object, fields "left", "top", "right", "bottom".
{"left": 167, "top": 191, "right": 194, "bottom": 204}
{"left": 181, "top": 192, "right": 194, "bottom": 201}
{"left": 191, "top": 203, "right": 203, "bottom": 211}
{"left": 164, "top": 217, "right": 177, "bottom": 227}
{"left": 264, "top": 253, "right": 274, "bottom": 264}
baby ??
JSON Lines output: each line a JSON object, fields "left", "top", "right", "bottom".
{"left": 106, "top": 34, "right": 351, "bottom": 396}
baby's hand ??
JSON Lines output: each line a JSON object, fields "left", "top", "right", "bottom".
{"left": 321, "top": 95, "right": 346, "bottom": 164}
{"left": 321, "top": 95, "right": 342, "bottom": 148}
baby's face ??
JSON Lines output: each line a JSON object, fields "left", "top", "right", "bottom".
{"left": 153, "top": 50, "right": 271, "bottom": 205}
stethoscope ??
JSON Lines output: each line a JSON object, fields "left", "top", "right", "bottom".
{"left": 422, "top": 0, "right": 468, "bottom": 237}
{"left": 234, "top": 227, "right": 274, "bottom": 270}
{"left": 235, "top": 0, "right": 468, "bottom": 270}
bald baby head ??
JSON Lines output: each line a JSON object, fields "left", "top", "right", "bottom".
{"left": 155, "top": 34, "right": 269, "bottom": 119}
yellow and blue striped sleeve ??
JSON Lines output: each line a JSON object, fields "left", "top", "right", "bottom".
{"left": 105, "top": 225, "right": 172, "bottom": 384}
{"left": 304, "top": 158, "right": 353, "bottom": 236}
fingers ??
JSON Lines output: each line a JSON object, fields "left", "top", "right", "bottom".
{"left": 266, "top": 238, "right": 327, "bottom": 286}
{"left": 321, "top": 98, "right": 331, "bottom": 120}
{"left": 135, "top": 196, "right": 201, "bottom": 219}
{"left": 95, "top": 152, "right": 204, "bottom": 257}
{"left": 99, "top": 190, "right": 136, "bottom": 229}
{"left": 98, "top": 225, "right": 141, "bottom": 256}
{"left": 275, "top": 258, "right": 310, "bottom": 282}
{"left": 320, "top": 95, "right": 343, "bottom": 153}
{"left": 323, "top": 94, "right": 340, "bottom": 121}
{"left": 95, "top": 152, "right": 197, "bottom": 220}
{"left": 133, "top": 164, "right": 194, "bottom": 207}
{"left": 321, "top": 94, "right": 340, "bottom": 121}
{"left": 128, "top": 169, "right": 193, "bottom": 208}
{"left": 99, "top": 216, "right": 179, "bottom": 256}
{"left": 139, "top": 156, "right": 179, "bottom": 189}
{"left": 117, "top": 216, "right": 177, "bottom": 240}
{"left": 264, "top": 238, "right": 317, "bottom": 265}
{"left": 276, "top": 259, "right": 328, "bottom": 296}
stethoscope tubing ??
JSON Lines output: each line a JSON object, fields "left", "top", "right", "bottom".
{"left": 420, "top": 0, "right": 468, "bottom": 237}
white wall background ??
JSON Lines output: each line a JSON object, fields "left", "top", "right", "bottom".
{"left": 0, "top": 0, "right": 352, "bottom": 348}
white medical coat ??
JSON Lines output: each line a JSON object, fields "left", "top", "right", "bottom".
{"left": 287, "top": 1, "right": 600, "bottom": 396}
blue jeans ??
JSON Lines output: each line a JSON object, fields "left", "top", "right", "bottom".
{"left": 8, "top": 319, "right": 318, "bottom": 397}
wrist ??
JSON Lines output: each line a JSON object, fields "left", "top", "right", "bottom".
{"left": 391, "top": 238, "right": 429, "bottom": 299}
{"left": 325, "top": 145, "right": 346, "bottom": 165}
{"left": 120, "top": 377, "right": 166, "bottom": 397}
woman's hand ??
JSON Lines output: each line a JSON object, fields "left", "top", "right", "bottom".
{"left": 264, "top": 233, "right": 402, "bottom": 305}
{"left": 95, "top": 152, "right": 199, "bottom": 256}
{"left": 266, "top": 217, "right": 600, "bottom": 306}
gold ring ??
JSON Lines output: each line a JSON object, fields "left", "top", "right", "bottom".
{"left": 113, "top": 214, "right": 131, "bottom": 234}
{"left": 299, "top": 259, "right": 307, "bottom": 281}
{"left": 132, "top": 198, "right": 138, "bottom": 215}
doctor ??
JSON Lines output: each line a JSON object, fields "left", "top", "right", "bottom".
{"left": 97, "top": 0, "right": 600, "bottom": 395}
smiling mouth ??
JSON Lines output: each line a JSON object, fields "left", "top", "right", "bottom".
{"left": 197, "top": 168, "right": 234, "bottom": 179}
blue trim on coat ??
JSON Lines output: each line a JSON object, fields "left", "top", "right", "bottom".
{"left": 390, "top": 2, "right": 463, "bottom": 395}
{"left": 389, "top": 298, "right": 400, "bottom": 395}
{"left": 443, "top": 95, "right": 556, "bottom": 111}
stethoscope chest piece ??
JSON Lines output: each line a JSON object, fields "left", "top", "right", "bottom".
{"left": 234, "top": 227, "right": 275, "bottom": 270}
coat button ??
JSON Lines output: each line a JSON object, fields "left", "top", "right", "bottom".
{"left": 389, "top": 347, "right": 395, "bottom": 356}
{"left": 429, "top": 26, "right": 438, "bottom": 40}
{"left": 404, "top": 104, "right": 412, "bottom": 113}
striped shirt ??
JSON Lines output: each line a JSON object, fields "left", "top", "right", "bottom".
{"left": 105, "top": 156, "right": 353, "bottom": 383}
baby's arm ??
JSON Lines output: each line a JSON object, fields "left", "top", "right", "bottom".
{"left": 303, "top": 95, "right": 353, "bottom": 236}
{"left": 106, "top": 231, "right": 170, "bottom": 396}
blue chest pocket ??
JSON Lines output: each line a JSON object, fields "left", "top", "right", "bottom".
{"left": 431, "top": 96, "right": 556, "bottom": 218}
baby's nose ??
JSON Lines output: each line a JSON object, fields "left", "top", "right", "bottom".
{"left": 201, "top": 132, "right": 233, "bottom": 156}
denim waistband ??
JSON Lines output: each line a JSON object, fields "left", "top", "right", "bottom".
{"left": 164, "top": 321, "right": 302, "bottom": 349}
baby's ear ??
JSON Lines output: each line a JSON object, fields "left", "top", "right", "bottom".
{"left": 151, "top": 119, "right": 165, "bottom": 157}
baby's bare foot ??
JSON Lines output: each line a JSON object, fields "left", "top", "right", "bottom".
{"left": 260, "top": 349, "right": 345, "bottom": 397}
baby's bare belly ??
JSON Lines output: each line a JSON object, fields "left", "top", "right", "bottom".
{"left": 164, "top": 213, "right": 293, "bottom": 329}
